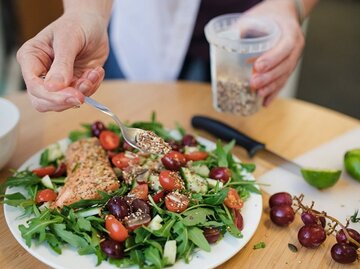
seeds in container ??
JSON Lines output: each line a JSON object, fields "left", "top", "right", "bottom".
{"left": 215, "top": 76, "right": 262, "bottom": 116}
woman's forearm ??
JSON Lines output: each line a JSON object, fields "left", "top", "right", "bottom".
{"left": 63, "top": 0, "right": 113, "bottom": 23}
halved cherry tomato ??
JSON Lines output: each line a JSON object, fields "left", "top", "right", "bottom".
{"left": 112, "top": 152, "right": 140, "bottom": 169}
{"left": 232, "top": 208, "right": 244, "bottom": 231}
{"left": 129, "top": 184, "right": 148, "bottom": 200}
{"left": 159, "top": 170, "right": 184, "bottom": 191}
{"left": 224, "top": 188, "right": 243, "bottom": 209}
{"left": 165, "top": 192, "right": 189, "bottom": 213}
{"left": 35, "top": 189, "right": 57, "bottom": 204}
{"left": 105, "top": 215, "right": 129, "bottom": 242}
{"left": 161, "top": 151, "right": 187, "bottom": 171}
{"left": 184, "top": 151, "right": 209, "bottom": 161}
{"left": 32, "top": 165, "right": 56, "bottom": 177}
{"left": 99, "top": 130, "right": 120, "bottom": 150}
{"left": 52, "top": 163, "right": 67, "bottom": 178}
{"left": 152, "top": 190, "right": 165, "bottom": 203}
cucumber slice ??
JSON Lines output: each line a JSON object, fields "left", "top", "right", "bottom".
{"left": 180, "top": 167, "right": 208, "bottom": 194}
{"left": 190, "top": 164, "right": 210, "bottom": 177}
{"left": 41, "top": 175, "right": 54, "bottom": 189}
{"left": 148, "top": 173, "right": 161, "bottom": 191}
{"left": 76, "top": 207, "right": 102, "bottom": 218}
{"left": 164, "top": 240, "right": 177, "bottom": 265}
{"left": 148, "top": 215, "right": 163, "bottom": 231}
{"left": 206, "top": 178, "right": 223, "bottom": 189}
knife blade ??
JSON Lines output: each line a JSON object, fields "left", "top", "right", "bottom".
{"left": 191, "top": 115, "right": 302, "bottom": 176}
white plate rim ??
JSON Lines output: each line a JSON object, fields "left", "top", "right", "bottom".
{"left": 4, "top": 136, "right": 262, "bottom": 269}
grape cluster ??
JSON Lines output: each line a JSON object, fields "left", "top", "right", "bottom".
{"left": 269, "top": 192, "right": 360, "bottom": 264}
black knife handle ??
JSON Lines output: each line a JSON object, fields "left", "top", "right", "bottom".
{"left": 191, "top": 115, "right": 265, "bottom": 158}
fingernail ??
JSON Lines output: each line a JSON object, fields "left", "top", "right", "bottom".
{"left": 87, "top": 70, "right": 100, "bottom": 84}
{"left": 66, "top": 97, "right": 81, "bottom": 106}
{"left": 79, "top": 82, "right": 91, "bottom": 93}
{"left": 255, "top": 61, "right": 268, "bottom": 72}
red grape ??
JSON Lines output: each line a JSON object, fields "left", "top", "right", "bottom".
{"left": 161, "top": 151, "right": 187, "bottom": 171}
{"left": 209, "top": 167, "right": 231, "bottom": 183}
{"left": 182, "top": 134, "right": 197, "bottom": 146}
{"left": 331, "top": 243, "right": 357, "bottom": 264}
{"left": 336, "top": 228, "right": 360, "bottom": 249}
{"left": 100, "top": 239, "right": 124, "bottom": 259}
{"left": 203, "top": 228, "right": 221, "bottom": 244}
{"left": 270, "top": 205, "right": 295, "bottom": 226}
{"left": 269, "top": 192, "right": 292, "bottom": 208}
{"left": 298, "top": 224, "right": 326, "bottom": 248}
{"left": 91, "top": 121, "right": 106, "bottom": 137}
{"left": 301, "top": 211, "right": 326, "bottom": 228}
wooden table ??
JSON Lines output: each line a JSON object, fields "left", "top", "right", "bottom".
{"left": 1, "top": 81, "right": 359, "bottom": 269}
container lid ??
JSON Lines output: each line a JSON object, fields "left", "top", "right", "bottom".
{"left": 204, "top": 13, "right": 280, "bottom": 54}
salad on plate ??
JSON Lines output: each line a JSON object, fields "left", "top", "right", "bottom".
{"left": 1, "top": 113, "right": 260, "bottom": 268}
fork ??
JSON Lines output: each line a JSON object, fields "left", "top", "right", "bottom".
{"left": 84, "top": 96, "right": 145, "bottom": 151}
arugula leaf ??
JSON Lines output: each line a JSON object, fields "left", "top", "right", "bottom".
{"left": 350, "top": 209, "right": 360, "bottom": 223}
{"left": 173, "top": 222, "right": 189, "bottom": 258}
{"left": 253, "top": 241, "right": 266, "bottom": 249}
{"left": 52, "top": 223, "right": 89, "bottom": 249}
{"left": 130, "top": 249, "right": 144, "bottom": 267}
{"left": 39, "top": 149, "right": 50, "bottom": 167}
{"left": 77, "top": 217, "right": 92, "bottom": 232}
{"left": 215, "top": 140, "right": 228, "bottom": 167}
{"left": 134, "top": 227, "right": 151, "bottom": 244}
{"left": 188, "top": 227, "right": 210, "bottom": 252}
{"left": 19, "top": 210, "right": 63, "bottom": 247}
{"left": 243, "top": 184, "right": 261, "bottom": 194}
{"left": 4, "top": 170, "right": 41, "bottom": 188}
{"left": 0, "top": 192, "right": 34, "bottom": 207}
{"left": 223, "top": 140, "right": 236, "bottom": 154}
{"left": 144, "top": 246, "right": 163, "bottom": 269}
{"left": 203, "top": 188, "right": 229, "bottom": 205}
{"left": 218, "top": 214, "right": 242, "bottom": 238}
{"left": 181, "top": 208, "right": 214, "bottom": 226}
{"left": 241, "top": 163, "right": 256, "bottom": 173}
{"left": 46, "top": 232, "right": 62, "bottom": 254}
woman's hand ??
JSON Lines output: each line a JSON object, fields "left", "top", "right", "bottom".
{"left": 17, "top": 11, "right": 109, "bottom": 112}
{"left": 246, "top": 0, "right": 305, "bottom": 106}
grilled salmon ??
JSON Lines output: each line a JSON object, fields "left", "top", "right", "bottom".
{"left": 53, "top": 137, "right": 119, "bottom": 208}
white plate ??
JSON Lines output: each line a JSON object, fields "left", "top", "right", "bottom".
{"left": 4, "top": 136, "right": 262, "bottom": 269}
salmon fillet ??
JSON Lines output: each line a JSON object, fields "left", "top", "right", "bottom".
{"left": 53, "top": 137, "right": 119, "bottom": 208}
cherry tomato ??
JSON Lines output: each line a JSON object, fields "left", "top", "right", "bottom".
{"left": 32, "top": 165, "right": 56, "bottom": 177}
{"left": 209, "top": 167, "right": 231, "bottom": 183}
{"left": 161, "top": 151, "right": 187, "bottom": 171}
{"left": 112, "top": 152, "right": 140, "bottom": 169}
{"left": 165, "top": 192, "right": 189, "bottom": 213}
{"left": 52, "top": 163, "right": 67, "bottom": 178}
{"left": 35, "top": 189, "right": 57, "bottom": 204}
{"left": 99, "top": 130, "right": 120, "bottom": 150}
{"left": 159, "top": 170, "right": 184, "bottom": 191}
{"left": 105, "top": 215, "right": 129, "bottom": 242}
{"left": 152, "top": 190, "right": 165, "bottom": 203}
{"left": 232, "top": 208, "right": 244, "bottom": 231}
{"left": 184, "top": 151, "right": 208, "bottom": 161}
{"left": 224, "top": 188, "right": 243, "bottom": 209}
{"left": 129, "top": 184, "right": 148, "bottom": 200}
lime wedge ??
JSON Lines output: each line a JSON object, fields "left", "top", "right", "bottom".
{"left": 300, "top": 168, "right": 341, "bottom": 189}
{"left": 344, "top": 149, "right": 360, "bottom": 182}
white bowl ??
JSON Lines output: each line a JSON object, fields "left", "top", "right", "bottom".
{"left": 0, "top": 98, "right": 20, "bottom": 170}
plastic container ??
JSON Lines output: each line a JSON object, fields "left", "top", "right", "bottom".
{"left": 205, "top": 14, "right": 280, "bottom": 116}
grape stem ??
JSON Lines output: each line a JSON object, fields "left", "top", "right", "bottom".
{"left": 293, "top": 194, "right": 360, "bottom": 249}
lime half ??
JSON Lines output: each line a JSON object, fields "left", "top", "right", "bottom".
{"left": 344, "top": 149, "right": 360, "bottom": 182}
{"left": 301, "top": 168, "right": 342, "bottom": 189}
